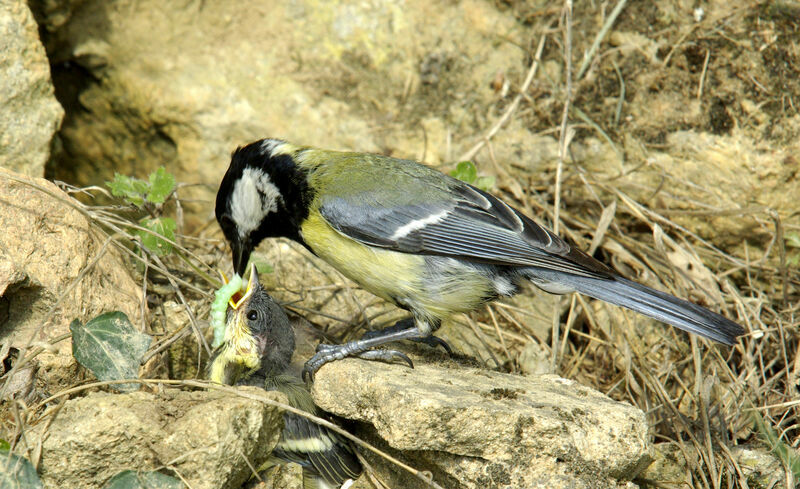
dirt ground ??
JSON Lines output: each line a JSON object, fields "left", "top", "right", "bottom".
{"left": 4, "top": 0, "right": 800, "bottom": 488}
{"left": 159, "top": 1, "right": 800, "bottom": 484}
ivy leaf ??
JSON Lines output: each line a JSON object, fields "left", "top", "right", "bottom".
{"left": 137, "top": 217, "right": 176, "bottom": 256}
{"left": 146, "top": 167, "right": 176, "bottom": 205}
{"left": 107, "top": 174, "right": 145, "bottom": 207}
{"left": 0, "top": 450, "right": 43, "bottom": 489}
{"left": 449, "top": 161, "right": 478, "bottom": 184}
{"left": 102, "top": 470, "right": 184, "bottom": 489}
{"left": 70, "top": 312, "right": 151, "bottom": 392}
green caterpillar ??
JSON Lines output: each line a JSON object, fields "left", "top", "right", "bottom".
{"left": 211, "top": 273, "right": 243, "bottom": 348}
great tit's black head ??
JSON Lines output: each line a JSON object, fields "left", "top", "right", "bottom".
{"left": 216, "top": 139, "right": 312, "bottom": 275}
{"left": 209, "top": 265, "right": 295, "bottom": 384}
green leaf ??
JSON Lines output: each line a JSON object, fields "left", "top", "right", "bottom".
{"left": 70, "top": 312, "right": 151, "bottom": 392}
{"left": 0, "top": 440, "right": 9, "bottom": 451}
{"left": 137, "top": 217, "right": 176, "bottom": 256}
{"left": 449, "top": 161, "right": 478, "bottom": 184}
{"left": 473, "top": 175, "right": 496, "bottom": 192}
{"left": 786, "top": 232, "right": 800, "bottom": 249}
{"left": 131, "top": 179, "right": 149, "bottom": 196}
{"left": 107, "top": 174, "right": 145, "bottom": 207}
{"left": 0, "top": 450, "right": 43, "bottom": 489}
{"left": 254, "top": 260, "right": 274, "bottom": 274}
{"left": 146, "top": 167, "right": 176, "bottom": 205}
{"left": 102, "top": 470, "right": 184, "bottom": 489}
{"left": 751, "top": 409, "right": 800, "bottom": 479}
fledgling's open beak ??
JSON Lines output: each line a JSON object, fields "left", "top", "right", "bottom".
{"left": 209, "top": 263, "right": 262, "bottom": 385}
{"left": 218, "top": 265, "right": 258, "bottom": 311}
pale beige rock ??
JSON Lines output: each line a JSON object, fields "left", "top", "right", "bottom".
{"left": 39, "top": 387, "right": 284, "bottom": 489}
{"left": 637, "top": 443, "right": 688, "bottom": 486}
{"left": 569, "top": 129, "right": 800, "bottom": 250}
{"left": 45, "top": 0, "right": 525, "bottom": 223}
{"left": 730, "top": 445, "right": 788, "bottom": 489}
{"left": 250, "top": 464, "right": 303, "bottom": 489}
{"left": 517, "top": 339, "right": 553, "bottom": 375}
{"left": 311, "top": 359, "right": 652, "bottom": 489}
{"left": 0, "top": 0, "right": 64, "bottom": 177}
{"left": 0, "top": 168, "right": 142, "bottom": 390}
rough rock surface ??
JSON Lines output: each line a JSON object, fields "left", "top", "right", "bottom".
{"left": 40, "top": 387, "right": 284, "bottom": 489}
{"left": 637, "top": 443, "right": 687, "bottom": 486}
{"left": 39, "top": 0, "right": 800, "bottom": 255}
{"left": 729, "top": 445, "right": 787, "bottom": 489}
{"left": 569, "top": 130, "right": 800, "bottom": 248}
{"left": 312, "top": 359, "right": 652, "bottom": 489}
{"left": 0, "top": 168, "right": 142, "bottom": 390}
{"left": 44, "top": 0, "right": 525, "bottom": 222}
{"left": 0, "top": 0, "right": 63, "bottom": 177}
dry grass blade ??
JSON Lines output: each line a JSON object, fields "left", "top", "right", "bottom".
{"left": 459, "top": 31, "right": 548, "bottom": 162}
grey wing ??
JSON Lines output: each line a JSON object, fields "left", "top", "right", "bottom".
{"left": 320, "top": 181, "right": 613, "bottom": 278}
{"left": 274, "top": 412, "right": 362, "bottom": 486}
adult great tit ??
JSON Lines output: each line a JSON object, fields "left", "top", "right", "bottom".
{"left": 208, "top": 265, "right": 362, "bottom": 489}
{"left": 215, "top": 138, "right": 745, "bottom": 376}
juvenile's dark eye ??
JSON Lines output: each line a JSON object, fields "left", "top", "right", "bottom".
{"left": 247, "top": 310, "right": 258, "bottom": 321}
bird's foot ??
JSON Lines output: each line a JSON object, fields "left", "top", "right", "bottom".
{"left": 362, "top": 320, "right": 454, "bottom": 355}
{"left": 302, "top": 343, "right": 413, "bottom": 381}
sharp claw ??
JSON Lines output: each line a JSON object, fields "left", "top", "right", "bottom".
{"left": 303, "top": 344, "right": 342, "bottom": 382}
{"left": 423, "top": 336, "right": 453, "bottom": 354}
{"left": 395, "top": 351, "right": 414, "bottom": 369}
{"left": 356, "top": 349, "right": 414, "bottom": 369}
{"left": 302, "top": 365, "right": 314, "bottom": 383}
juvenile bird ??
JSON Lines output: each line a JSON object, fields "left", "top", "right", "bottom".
{"left": 215, "top": 139, "right": 745, "bottom": 377}
{"left": 208, "top": 264, "right": 362, "bottom": 489}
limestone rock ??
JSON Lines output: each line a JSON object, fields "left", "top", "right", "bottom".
{"left": 311, "top": 359, "right": 652, "bottom": 489}
{"left": 44, "top": 0, "right": 524, "bottom": 224}
{"left": 637, "top": 443, "right": 687, "bottom": 486}
{"left": 569, "top": 129, "right": 800, "bottom": 251}
{"left": 517, "top": 340, "right": 553, "bottom": 375}
{"left": 729, "top": 445, "right": 787, "bottom": 489}
{"left": 0, "top": 0, "right": 64, "bottom": 177}
{"left": 249, "top": 464, "right": 303, "bottom": 489}
{"left": 40, "top": 387, "right": 284, "bottom": 489}
{"left": 0, "top": 168, "right": 142, "bottom": 391}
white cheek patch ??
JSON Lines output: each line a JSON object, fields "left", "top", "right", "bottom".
{"left": 391, "top": 210, "right": 449, "bottom": 240}
{"left": 230, "top": 168, "right": 282, "bottom": 237}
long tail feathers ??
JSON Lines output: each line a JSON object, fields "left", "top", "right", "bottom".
{"left": 528, "top": 271, "right": 745, "bottom": 345}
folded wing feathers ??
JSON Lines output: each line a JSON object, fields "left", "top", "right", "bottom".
{"left": 276, "top": 413, "right": 362, "bottom": 486}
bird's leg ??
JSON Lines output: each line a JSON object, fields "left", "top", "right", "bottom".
{"left": 303, "top": 322, "right": 427, "bottom": 381}
{"left": 362, "top": 318, "right": 453, "bottom": 354}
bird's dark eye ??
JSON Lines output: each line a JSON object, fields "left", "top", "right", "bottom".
{"left": 247, "top": 310, "right": 258, "bottom": 321}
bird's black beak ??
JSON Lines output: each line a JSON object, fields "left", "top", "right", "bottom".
{"left": 231, "top": 236, "right": 252, "bottom": 277}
